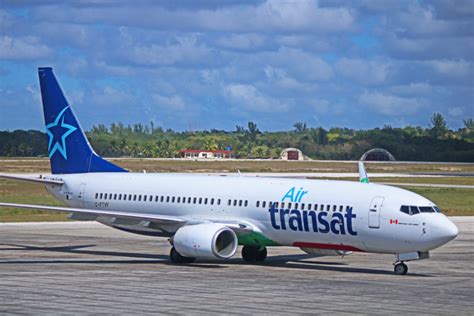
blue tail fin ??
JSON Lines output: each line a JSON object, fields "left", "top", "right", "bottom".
{"left": 38, "top": 67, "right": 127, "bottom": 174}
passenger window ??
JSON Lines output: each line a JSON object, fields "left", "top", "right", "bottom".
{"left": 204, "top": 198, "right": 208, "bottom": 205}
{"left": 188, "top": 197, "right": 192, "bottom": 203}
{"left": 244, "top": 200, "right": 248, "bottom": 207}
{"left": 118, "top": 194, "right": 122, "bottom": 200}
{"left": 339, "top": 205, "right": 343, "bottom": 212}
{"left": 193, "top": 197, "right": 197, "bottom": 204}
{"left": 288, "top": 203, "right": 292, "bottom": 209}
{"left": 143, "top": 195, "right": 146, "bottom": 202}
{"left": 211, "top": 198, "right": 214, "bottom": 205}
{"left": 133, "top": 195, "right": 137, "bottom": 201}
{"left": 233, "top": 200, "right": 237, "bottom": 206}
{"left": 95, "top": 193, "right": 98, "bottom": 199}
{"left": 155, "top": 196, "right": 159, "bottom": 202}
{"left": 217, "top": 199, "right": 221, "bottom": 205}
{"left": 295, "top": 203, "right": 298, "bottom": 210}
{"left": 308, "top": 204, "right": 312, "bottom": 211}
{"left": 166, "top": 196, "right": 170, "bottom": 203}
{"left": 301, "top": 203, "right": 305, "bottom": 210}
{"left": 105, "top": 193, "right": 109, "bottom": 200}
{"left": 256, "top": 201, "right": 260, "bottom": 207}
{"left": 228, "top": 199, "right": 231, "bottom": 206}
{"left": 149, "top": 195, "right": 153, "bottom": 202}
{"left": 400, "top": 205, "right": 410, "bottom": 215}
{"left": 262, "top": 201, "right": 266, "bottom": 208}
{"left": 281, "top": 202, "right": 284, "bottom": 209}
{"left": 333, "top": 205, "right": 337, "bottom": 212}
{"left": 198, "top": 198, "right": 202, "bottom": 204}
{"left": 326, "top": 205, "right": 330, "bottom": 212}
{"left": 239, "top": 200, "right": 242, "bottom": 207}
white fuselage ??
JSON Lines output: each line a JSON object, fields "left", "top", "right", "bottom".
{"left": 46, "top": 173, "right": 458, "bottom": 255}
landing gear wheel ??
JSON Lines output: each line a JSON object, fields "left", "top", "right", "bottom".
{"left": 256, "top": 247, "right": 267, "bottom": 262}
{"left": 242, "top": 246, "right": 267, "bottom": 262}
{"left": 170, "top": 247, "right": 195, "bottom": 264}
{"left": 394, "top": 262, "right": 408, "bottom": 275}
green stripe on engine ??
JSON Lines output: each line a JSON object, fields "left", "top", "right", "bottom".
{"left": 238, "top": 231, "right": 280, "bottom": 247}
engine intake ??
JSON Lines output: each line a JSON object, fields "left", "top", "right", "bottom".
{"left": 173, "top": 223, "right": 238, "bottom": 259}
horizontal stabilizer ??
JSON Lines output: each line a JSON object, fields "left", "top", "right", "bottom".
{"left": 0, "top": 173, "right": 63, "bottom": 185}
{"left": 0, "top": 202, "right": 186, "bottom": 224}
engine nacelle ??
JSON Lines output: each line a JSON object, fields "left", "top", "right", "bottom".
{"left": 173, "top": 223, "right": 238, "bottom": 259}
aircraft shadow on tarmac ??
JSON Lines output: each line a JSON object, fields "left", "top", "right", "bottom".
{"left": 0, "top": 243, "right": 431, "bottom": 277}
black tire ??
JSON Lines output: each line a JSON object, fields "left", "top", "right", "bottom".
{"left": 242, "top": 246, "right": 258, "bottom": 262}
{"left": 394, "top": 263, "right": 408, "bottom": 275}
{"left": 170, "top": 247, "right": 195, "bottom": 264}
{"left": 256, "top": 247, "right": 267, "bottom": 262}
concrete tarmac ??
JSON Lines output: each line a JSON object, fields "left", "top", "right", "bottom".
{"left": 0, "top": 218, "right": 472, "bottom": 315}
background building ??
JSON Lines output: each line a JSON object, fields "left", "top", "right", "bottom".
{"left": 179, "top": 149, "right": 233, "bottom": 159}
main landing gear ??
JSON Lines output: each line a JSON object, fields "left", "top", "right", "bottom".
{"left": 170, "top": 247, "right": 195, "bottom": 264}
{"left": 241, "top": 246, "right": 267, "bottom": 262}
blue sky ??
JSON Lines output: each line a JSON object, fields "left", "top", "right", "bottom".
{"left": 0, "top": 0, "right": 473, "bottom": 131}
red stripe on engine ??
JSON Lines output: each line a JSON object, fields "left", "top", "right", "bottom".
{"left": 293, "top": 242, "right": 364, "bottom": 252}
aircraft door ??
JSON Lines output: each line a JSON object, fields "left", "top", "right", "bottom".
{"left": 368, "top": 196, "right": 384, "bottom": 229}
{"left": 77, "top": 183, "right": 87, "bottom": 207}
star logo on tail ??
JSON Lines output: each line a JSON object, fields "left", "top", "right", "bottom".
{"left": 46, "top": 106, "right": 77, "bottom": 160}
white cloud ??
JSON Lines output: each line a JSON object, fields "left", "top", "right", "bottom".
{"left": 336, "top": 58, "right": 392, "bottom": 85}
{"left": 0, "top": 36, "right": 52, "bottom": 60}
{"left": 128, "top": 36, "right": 212, "bottom": 66}
{"left": 32, "top": 0, "right": 355, "bottom": 33}
{"left": 448, "top": 107, "right": 464, "bottom": 117}
{"left": 390, "top": 82, "right": 432, "bottom": 96}
{"left": 223, "top": 83, "right": 288, "bottom": 112}
{"left": 151, "top": 94, "right": 186, "bottom": 111}
{"left": 425, "top": 60, "right": 472, "bottom": 79}
{"left": 359, "top": 91, "right": 428, "bottom": 116}
{"left": 91, "top": 86, "right": 136, "bottom": 107}
{"left": 216, "top": 33, "right": 266, "bottom": 50}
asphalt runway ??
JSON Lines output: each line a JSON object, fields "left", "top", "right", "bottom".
{"left": 0, "top": 218, "right": 472, "bottom": 315}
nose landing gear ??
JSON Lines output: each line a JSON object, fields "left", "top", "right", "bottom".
{"left": 393, "top": 251, "right": 429, "bottom": 275}
{"left": 394, "top": 262, "right": 408, "bottom": 275}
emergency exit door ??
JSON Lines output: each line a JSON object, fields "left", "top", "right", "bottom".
{"left": 368, "top": 196, "right": 384, "bottom": 228}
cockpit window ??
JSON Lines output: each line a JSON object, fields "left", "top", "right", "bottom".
{"left": 400, "top": 205, "right": 410, "bottom": 215}
{"left": 410, "top": 206, "right": 420, "bottom": 215}
{"left": 400, "top": 205, "right": 440, "bottom": 215}
{"left": 419, "top": 206, "right": 435, "bottom": 213}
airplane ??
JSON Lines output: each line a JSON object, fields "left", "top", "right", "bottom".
{"left": 0, "top": 67, "right": 458, "bottom": 275}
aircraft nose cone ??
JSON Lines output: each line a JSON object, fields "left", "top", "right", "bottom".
{"left": 432, "top": 218, "right": 458, "bottom": 244}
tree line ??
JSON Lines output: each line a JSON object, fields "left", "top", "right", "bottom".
{"left": 0, "top": 113, "right": 473, "bottom": 162}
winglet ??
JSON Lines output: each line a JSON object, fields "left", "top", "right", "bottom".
{"left": 358, "top": 161, "right": 369, "bottom": 183}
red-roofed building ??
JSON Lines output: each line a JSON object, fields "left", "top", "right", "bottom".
{"left": 179, "top": 149, "right": 233, "bottom": 159}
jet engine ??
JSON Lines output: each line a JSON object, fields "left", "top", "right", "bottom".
{"left": 173, "top": 223, "right": 238, "bottom": 259}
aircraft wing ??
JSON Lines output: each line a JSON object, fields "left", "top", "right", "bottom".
{"left": 0, "top": 202, "right": 255, "bottom": 233}
{"left": 0, "top": 202, "right": 186, "bottom": 224}
{"left": 0, "top": 173, "right": 64, "bottom": 185}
